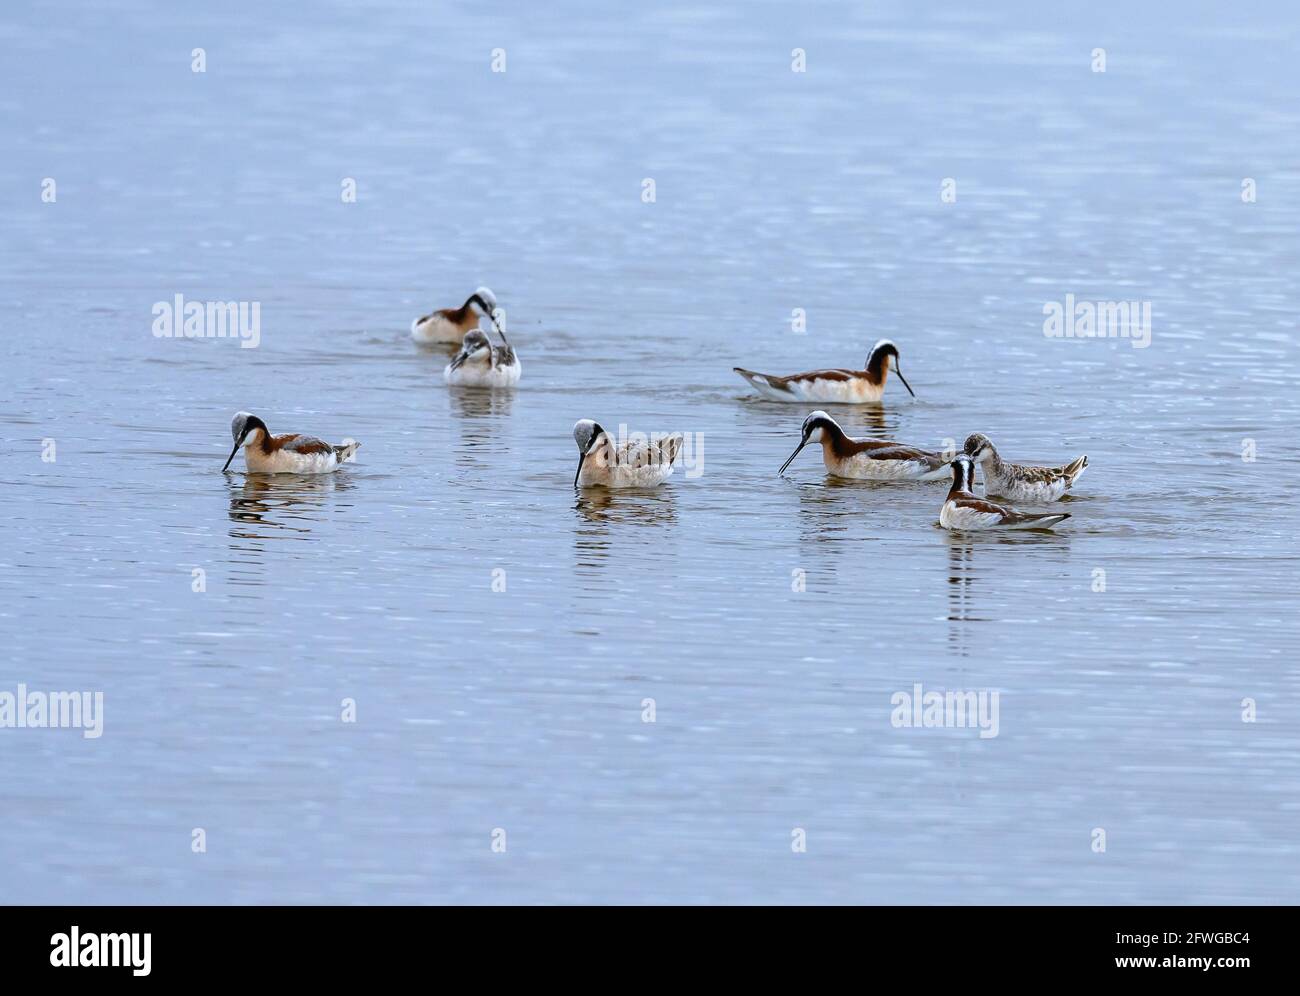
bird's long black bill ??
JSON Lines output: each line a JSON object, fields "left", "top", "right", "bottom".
{"left": 221, "top": 440, "right": 241, "bottom": 473}
{"left": 895, "top": 364, "right": 916, "bottom": 398}
{"left": 778, "top": 440, "right": 807, "bottom": 476}
{"left": 573, "top": 453, "right": 587, "bottom": 489}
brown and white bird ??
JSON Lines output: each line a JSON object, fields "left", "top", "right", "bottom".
{"left": 735, "top": 339, "right": 915, "bottom": 403}
{"left": 573, "top": 420, "right": 683, "bottom": 489}
{"left": 777, "top": 410, "right": 948, "bottom": 481}
{"left": 411, "top": 286, "right": 501, "bottom": 344}
{"left": 963, "top": 433, "right": 1087, "bottom": 503}
{"left": 940, "top": 456, "right": 1069, "bottom": 531}
{"left": 221, "top": 412, "right": 360, "bottom": 475}
{"left": 444, "top": 328, "right": 521, "bottom": 387}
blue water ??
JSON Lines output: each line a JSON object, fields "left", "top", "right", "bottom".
{"left": 1, "top": 0, "right": 1298, "bottom": 903}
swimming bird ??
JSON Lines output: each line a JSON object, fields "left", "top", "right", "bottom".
{"left": 734, "top": 339, "right": 915, "bottom": 403}
{"left": 222, "top": 412, "right": 360, "bottom": 475}
{"left": 444, "top": 328, "right": 521, "bottom": 387}
{"left": 573, "top": 419, "right": 683, "bottom": 488}
{"left": 963, "top": 433, "right": 1087, "bottom": 503}
{"left": 411, "top": 286, "right": 501, "bottom": 344}
{"left": 940, "top": 456, "right": 1070, "bottom": 531}
{"left": 777, "top": 410, "right": 948, "bottom": 481}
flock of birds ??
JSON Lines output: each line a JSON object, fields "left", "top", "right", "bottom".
{"left": 221, "top": 286, "right": 1089, "bottom": 531}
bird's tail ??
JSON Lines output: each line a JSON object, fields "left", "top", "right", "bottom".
{"left": 733, "top": 367, "right": 790, "bottom": 400}
{"left": 658, "top": 432, "right": 684, "bottom": 466}
{"left": 1023, "top": 511, "right": 1070, "bottom": 530}
{"left": 335, "top": 439, "right": 361, "bottom": 463}
{"left": 919, "top": 460, "right": 954, "bottom": 482}
{"left": 1065, "top": 454, "right": 1088, "bottom": 484}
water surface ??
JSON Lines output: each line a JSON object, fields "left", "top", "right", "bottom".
{"left": 2, "top": 0, "right": 1298, "bottom": 903}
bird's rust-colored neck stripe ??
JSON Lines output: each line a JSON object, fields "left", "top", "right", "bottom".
{"left": 864, "top": 350, "right": 890, "bottom": 386}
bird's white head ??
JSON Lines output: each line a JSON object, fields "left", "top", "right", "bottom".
{"left": 779, "top": 410, "right": 838, "bottom": 476}
{"left": 224, "top": 411, "right": 268, "bottom": 472}
{"left": 572, "top": 419, "right": 608, "bottom": 488}
{"left": 801, "top": 409, "right": 836, "bottom": 444}
{"left": 470, "top": 287, "right": 505, "bottom": 338}
{"left": 229, "top": 411, "right": 267, "bottom": 445}
{"left": 471, "top": 287, "right": 498, "bottom": 314}
{"left": 867, "top": 339, "right": 914, "bottom": 397}
{"left": 868, "top": 339, "right": 897, "bottom": 363}
{"left": 573, "top": 419, "right": 606, "bottom": 455}
{"left": 448, "top": 329, "right": 492, "bottom": 371}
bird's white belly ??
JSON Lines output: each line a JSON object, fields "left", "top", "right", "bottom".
{"left": 940, "top": 500, "right": 1002, "bottom": 530}
{"left": 244, "top": 447, "right": 339, "bottom": 475}
{"left": 579, "top": 456, "right": 675, "bottom": 488}
{"left": 829, "top": 452, "right": 924, "bottom": 480}
{"left": 412, "top": 315, "right": 468, "bottom": 344}
{"left": 789, "top": 377, "right": 882, "bottom": 404}
{"left": 444, "top": 357, "right": 522, "bottom": 387}
{"left": 585, "top": 462, "right": 676, "bottom": 488}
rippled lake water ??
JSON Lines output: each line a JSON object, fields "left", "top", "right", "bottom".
{"left": 2, "top": 0, "right": 1298, "bottom": 903}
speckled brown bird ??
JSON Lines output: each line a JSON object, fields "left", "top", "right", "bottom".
{"left": 940, "top": 457, "right": 1070, "bottom": 531}
{"left": 964, "top": 433, "right": 1087, "bottom": 503}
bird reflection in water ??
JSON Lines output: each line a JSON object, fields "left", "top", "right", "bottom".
{"left": 227, "top": 474, "right": 352, "bottom": 536}
{"left": 226, "top": 474, "right": 355, "bottom": 589}
{"left": 793, "top": 477, "right": 858, "bottom": 552}
{"left": 448, "top": 389, "right": 515, "bottom": 469}
{"left": 943, "top": 529, "right": 1071, "bottom": 655}
{"left": 946, "top": 534, "right": 979, "bottom": 657}
{"left": 449, "top": 388, "right": 514, "bottom": 422}
{"left": 843, "top": 405, "right": 889, "bottom": 435}
{"left": 572, "top": 488, "right": 677, "bottom": 572}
